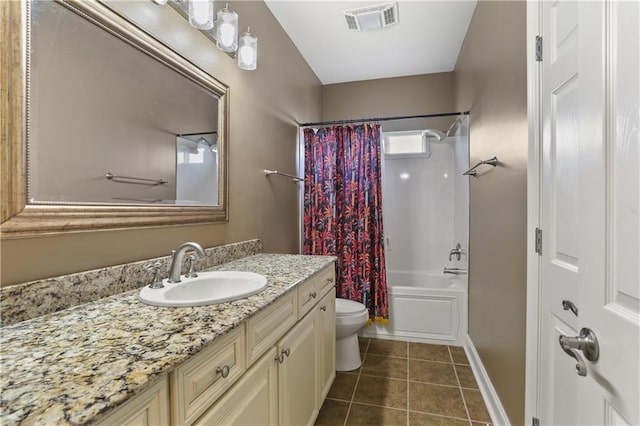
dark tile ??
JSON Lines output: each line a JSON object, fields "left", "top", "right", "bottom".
{"left": 368, "top": 338, "right": 408, "bottom": 358}
{"left": 455, "top": 365, "right": 478, "bottom": 389}
{"left": 409, "top": 382, "right": 467, "bottom": 419}
{"left": 409, "top": 411, "right": 470, "bottom": 426}
{"left": 315, "top": 399, "right": 350, "bottom": 426}
{"left": 362, "top": 354, "right": 407, "bottom": 379}
{"left": 327, "top": 372, "right": 359, "bottom": 401}
{"left": 359, "top": 337, "right": 370, "bottom": 355}
{"left": 409, "top": 359, "right": 458, "bottom": 386}
{"left": 409, "top": 343, "right": 451, "bottom": 363}
{"left": 462, "top": 389, "right": 491, "bottom": 423}
{"left": 353, "top": 375, "right": 407, "bottom": 409}
{"left": 449, "top": 346, "right": 469, "bottom": 365}
{"left": 346, "top": 403, "right": 407, "bottom": 426}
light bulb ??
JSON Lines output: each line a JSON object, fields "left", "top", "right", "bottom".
{"left": 237, "top": 28, "right": 257, "bottom": 70}
{"left": 216, "top": 5, "right": 238, "bottom": 52}
{"left": 189, "top": 0, "right": 214, "bottom": 30}
{"left": 219, "top": 23, "right": 235, "bottom": 48}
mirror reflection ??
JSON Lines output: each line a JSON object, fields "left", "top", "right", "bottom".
{"left": 28, "top": 0, "right": 224, "bottom": 206}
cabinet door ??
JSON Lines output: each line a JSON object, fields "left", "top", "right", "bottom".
{"left": 317, "top": 290, "right": 336, "bottom": 405}
{"left": 278, "top": 309, "right": 318, "bottom": 426}
{"left": 194, "top": 347, "right": 278, "bottom": 426}
{"left": 97, "top": 376, "right": 169, "bottom": 426}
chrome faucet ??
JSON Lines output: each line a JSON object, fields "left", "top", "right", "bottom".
{"left": 449, "top": 243, "right": 465, "bottom": 261}
{"left": 167, "top": 242, "right": 206, "bottom": 283}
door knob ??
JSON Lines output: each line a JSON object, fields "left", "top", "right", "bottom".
{"left": 558, "top": 328, "right": 599, "bottom": 376}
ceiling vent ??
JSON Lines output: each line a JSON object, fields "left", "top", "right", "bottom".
{"left": 344, "top": 3, "right": 398, "bottom": 31}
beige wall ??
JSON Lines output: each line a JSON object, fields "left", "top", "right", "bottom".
{"left": 322, "top": 73, "right": 456, "bottom": 132}
{"left": 0, "top": 1, "right": 321, "bottom": 286}
{"left": 454, "top": 1, "right": 528, "bottom": 424}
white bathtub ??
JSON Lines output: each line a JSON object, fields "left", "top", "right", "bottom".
{"left": 359, "top": 270, "right": 468, "bottom": 345}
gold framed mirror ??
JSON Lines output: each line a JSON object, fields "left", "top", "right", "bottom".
{"left": 1, "top": 0, "right": 229, "bottom": 238}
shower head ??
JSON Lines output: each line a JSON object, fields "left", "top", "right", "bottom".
{"left": 421, "top": 129, "right": 445, "bottom": 141}
{"left": 197, "top": 136, "right": 218, "bottom": 153}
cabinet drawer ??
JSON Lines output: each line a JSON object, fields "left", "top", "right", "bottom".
{"left": 315, "top": 266, "right": 336, "bottom": 298}
{"left": 297, "top": 277, "right": 318, "bottom": 318}
{"left": 246, "top": 291, "right": 297, "bottom": 365}
{"left": 170, "top": 325, "right": 246, "bottom": 426}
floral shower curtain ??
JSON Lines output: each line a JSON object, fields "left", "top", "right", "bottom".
{"left": 302, "top": 124, "right": 388, "bottom": 324}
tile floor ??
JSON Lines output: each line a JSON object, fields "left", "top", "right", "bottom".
{"left": 315, "top": 338, "right": 492, "bottom": 426}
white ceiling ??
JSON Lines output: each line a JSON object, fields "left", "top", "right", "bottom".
{"left": 264, "top": 1, "right": 477, "bottom": 85}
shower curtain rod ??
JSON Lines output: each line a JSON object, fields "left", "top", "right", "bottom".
{"left": 299, "top": 111, "right": 469, "bottom": 128}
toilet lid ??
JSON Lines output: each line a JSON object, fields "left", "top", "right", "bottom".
{"left": 336, "top": 298, "right": 367, "bottom": 316}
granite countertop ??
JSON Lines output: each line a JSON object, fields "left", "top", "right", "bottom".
{"left": 0, "top": 254, "right": 335, "bottom": 425}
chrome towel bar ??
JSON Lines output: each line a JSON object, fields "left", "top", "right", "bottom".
{"left": 463, "top": 157, "right": 498, "bottom": 176}
{"left": 264, "top": 169, "right": 304, "bottom": 183}
{"left": 105, "top": 172, "right": 168, "bottom": 185}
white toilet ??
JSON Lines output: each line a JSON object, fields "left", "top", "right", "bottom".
{"left": 335, "top": 298, "right": 369, "bottom": 371}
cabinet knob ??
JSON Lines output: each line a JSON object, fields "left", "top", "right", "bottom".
{"left": 275, "top": 354, "right": 285, "bottom": 364}
{"left": 326, "top": 277, "right": 334, "bottom": 283}
{"left": 309, "top": 291, "right": 317, "bottom": 299}
{"left": 216, "top": 365, "right": 231, "bottom": 378}
{"left": 282, "top": 348, "right": 291, "bottom": 357}
{"left": 320, "top": 305, "right": 327, "bottom": 312}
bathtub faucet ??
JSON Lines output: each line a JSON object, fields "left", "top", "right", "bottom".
{"left": 444, "top": 267, "right": 467, "bottom": 275}
{"left": 448, "top": 243, "right": 465, "bottom": 261}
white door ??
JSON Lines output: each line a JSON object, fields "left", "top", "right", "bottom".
{"left": 538, "top": 0, "right": 639, "bottom": 425}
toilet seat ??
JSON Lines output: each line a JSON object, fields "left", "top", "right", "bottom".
{"left": 336, "top": 298, "right": 367, "bottom": 316}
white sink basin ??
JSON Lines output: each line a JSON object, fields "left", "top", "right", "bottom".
{"left": 138, "top": 271, "right": 268, "bottom": 307}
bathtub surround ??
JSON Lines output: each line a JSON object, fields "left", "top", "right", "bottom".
{"left": 0, "top": 254, "right": 335, "bottom": 425}
{"left": 0, "top": 239, "right": 262, "bottom": 327}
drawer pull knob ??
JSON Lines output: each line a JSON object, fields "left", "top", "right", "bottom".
{"left": 275, "top": 354, "right": 285, "bottom": 364}
{"left": 216, "top": 365, "right": 231, "bottom": 378}
{"left": 283, "top": 348, "right": 291, "bottom": 357}
{"left": 309, "top": 291, "right": 317, "bottom": 299}
{"left": 320, "top": 305, "right": 327, "bottom": 312}
{"left": 327, "top": 277, "right": 334, "bottom": 283}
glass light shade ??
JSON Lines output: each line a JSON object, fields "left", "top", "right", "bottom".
{"left": 189, "top": 0, "right": 214, "bottom": 30}
{"left": 151, "top": 0, "right": 169, "bottom": 5}
{"left": 237, "top": 29, "right": 257, "bottom": 70}
{"left": 216, "top": 5, "right": 238, "bottom": 52}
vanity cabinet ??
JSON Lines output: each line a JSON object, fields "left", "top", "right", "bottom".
{"left": 98, "top": 264, "right": 335, "bottom": 426}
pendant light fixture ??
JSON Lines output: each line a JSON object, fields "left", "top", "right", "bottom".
{"left": 188, "top": 0, "right": 214, "bottom": 30}
{"left": 237, "top": 28, "right": 258, "bottom": 70}
{"left": 215, "top": 4, "right": 238, "bottom": 52}
{"left": 152, "top": 0, "right": 258, "bottom": 71}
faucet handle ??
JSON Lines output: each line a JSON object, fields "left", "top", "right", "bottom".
{"left": 145, "top": 262, "right": 164, "bottom": 289}
{"left": 185, "top": 255, "right": 198, "bottom": 278}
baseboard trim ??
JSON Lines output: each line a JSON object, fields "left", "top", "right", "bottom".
{"left": 464, "top": 334, "right": 511, "bottom": 426}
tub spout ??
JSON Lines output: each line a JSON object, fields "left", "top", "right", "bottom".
{"left": 443, "top": 267, "right": 467, "bottom": 275}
